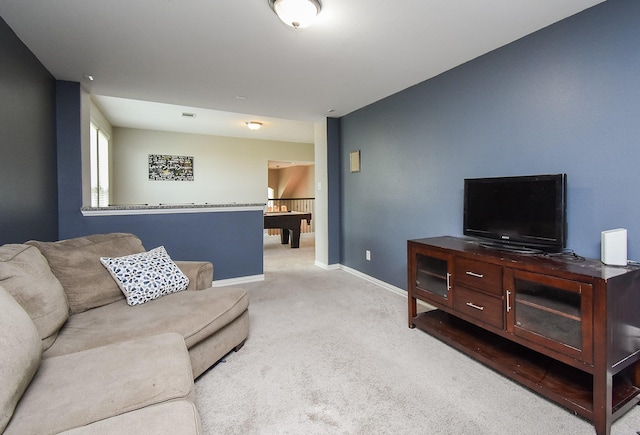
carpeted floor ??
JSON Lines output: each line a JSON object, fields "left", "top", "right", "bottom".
{"left": 195, "top": 234, "right": 640, "bottom": 434}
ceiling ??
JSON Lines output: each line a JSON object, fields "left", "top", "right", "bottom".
{"left": 1, "top": 0, "right": 604, "bottom": 143}
{"left": 93, "top": 95, "right": 317, "bottom": 143}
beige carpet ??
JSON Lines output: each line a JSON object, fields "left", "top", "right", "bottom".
{"left": 195, "top": 234, "right": 640, "bottom": 434}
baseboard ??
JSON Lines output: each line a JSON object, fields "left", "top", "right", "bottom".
{"left": 339, "top": 265, "right": 406, "bottom": 298}
{"left": 314, "top": 260, "right": 341, "bottom": 270}
{"left": 212, "top": 274, "right": 265, "bottom": 287}
{"left": 340, "top": 265, "right": 435, "bottom": 310}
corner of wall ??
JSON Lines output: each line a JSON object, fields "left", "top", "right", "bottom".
{"left": 314, "top": 119, "right": 329, "bottom": 266}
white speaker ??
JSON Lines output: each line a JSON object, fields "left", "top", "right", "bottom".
{"left": 601, "top": 228, "right": 627, "bottom": 266}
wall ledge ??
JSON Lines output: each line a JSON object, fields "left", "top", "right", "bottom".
{"left": 81, "top": 203, "right": 265, "bottom": 216}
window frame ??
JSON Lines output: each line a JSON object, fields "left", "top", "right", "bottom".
{"left": 89, "top": 122, "right": 110, "bottom": 207}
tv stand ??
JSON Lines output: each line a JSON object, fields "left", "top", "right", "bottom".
{"left": 408, "top": 236, "right": 640, "bottom": 435}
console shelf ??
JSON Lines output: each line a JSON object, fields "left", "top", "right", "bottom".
{"left": 408, "top": 236, "right": 640, "bottom": 435}
{"left": 413, "top": 310, "right": 640, "bottom": 419}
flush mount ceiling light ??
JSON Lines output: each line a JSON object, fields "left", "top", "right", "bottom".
{"left": 246, "top": 121, "right": 263, "bottom": 130}
{"left": 268, "top": 0, "right": 321, "bottom": 29}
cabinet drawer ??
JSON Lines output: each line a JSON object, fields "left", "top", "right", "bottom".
{"left": 455, "top": 258, "right": 502, "bottom": 296}
{"left": 454, "top": 286, "right": 503, "bottom": 329}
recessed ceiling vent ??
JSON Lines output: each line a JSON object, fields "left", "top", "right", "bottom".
{"left": 181, "top": 112, "right": 197, "bottom": 118}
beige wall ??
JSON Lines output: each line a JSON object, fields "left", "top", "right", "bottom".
{"left": 268, "top": 165, "right": 315, "bottom": 198}
{"left": 111, "top": 127, "right": 314, "bottom": 206}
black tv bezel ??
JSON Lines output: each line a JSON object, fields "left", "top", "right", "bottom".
{"left": 463, "top": 173, "right": 567, "bottom": 253}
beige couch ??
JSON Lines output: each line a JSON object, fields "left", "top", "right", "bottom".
{"left": 0, "top": 233, "right": 249, "bottom": 434}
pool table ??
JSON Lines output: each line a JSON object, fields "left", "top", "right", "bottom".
{"left": 264, "top": 211, "right": 312, "bottom": 248}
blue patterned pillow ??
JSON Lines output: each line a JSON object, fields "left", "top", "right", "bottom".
{"left": 100, "top": 246, "right": 190, "bottom": 306}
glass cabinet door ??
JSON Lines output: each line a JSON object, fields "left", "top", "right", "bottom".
{"left": 415, "top": 253, "right": 451, "bottom": 306}
{"left": 510, "top": 270, "right": 592, "bottom": 363}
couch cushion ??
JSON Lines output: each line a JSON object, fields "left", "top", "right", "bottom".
{"left": 4, "top": 333, "right": 194, "bottom": 435}
{"left": 44, "top": 286, "right": 249, "bottom": 358}
{"left": 58, "top": 401, "right": 202, "bottom": 435}
{"left": 27, "top": 233, "right": 145, "bottom": 314}
{"left": 100, "top": 246, "right": 190, "bottom": 306}
{"left": 0, "top": 244, "right": 69, "bottom": 350}
{"left": 0, "top": 285, "right": 42, "bottom": 433}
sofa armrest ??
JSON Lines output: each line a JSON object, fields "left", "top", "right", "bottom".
{"left": 174, "top": 261, "right": 213, "bottom": 290}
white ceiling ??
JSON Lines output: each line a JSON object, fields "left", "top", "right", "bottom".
{"left": 93, "top": 95, "right": 317, "bottom": 143}
{"left": 1, "top": 0, "right": 604, "bottom": 143}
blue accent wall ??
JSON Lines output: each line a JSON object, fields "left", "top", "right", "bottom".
{"left": 327, "top": 117, "right": 342, "bottom": 265}
{"left": 56, "top": 80, "right": 84, "bottom": 238}
{"left": 55, "top": 83, "right": 263, "bottom": 281}
{"left": 0, "top": 16, "right": 58, "bottom": 244}
{"left": 340, "top": 0, "right": 640, "bottom": 290}
{"left": 59, "top": 211, "right": 264, "bottom": 281}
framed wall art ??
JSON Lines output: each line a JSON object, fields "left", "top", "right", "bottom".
{"left": 349, "top": 150, "right": 361, "bottom": 173}
{"left": 148, "top": 154, "right": 194, "bottom": 181}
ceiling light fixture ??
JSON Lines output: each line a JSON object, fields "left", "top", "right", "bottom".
{"left": 246, "top": 121, "right": 263, "bottom": 130}
{"left": 268, "top": 0, "right": 321, "bottom": 29}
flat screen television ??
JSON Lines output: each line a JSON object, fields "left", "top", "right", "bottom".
{"left": 463, "top": 174, "right": 567, "bottom": 253}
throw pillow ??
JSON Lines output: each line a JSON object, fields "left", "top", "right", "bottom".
{"left": 100, "top": 246, "right": 190, "bottom": 306}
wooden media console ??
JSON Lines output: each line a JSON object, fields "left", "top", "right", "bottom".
{"left": 408, "top": 236, "right": 640, "bottom": 435}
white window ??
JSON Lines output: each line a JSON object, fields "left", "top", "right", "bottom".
{"left": 90, "top": 123, "right": 110, "bottom": 207}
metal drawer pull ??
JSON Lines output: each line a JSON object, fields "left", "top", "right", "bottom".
{"left": 466, "top": 302, "right": 485, "bottom": 311}
{"left": 466, "top": 271, "right": 484, "bottom": 278}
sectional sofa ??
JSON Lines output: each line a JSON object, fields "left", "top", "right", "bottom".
{"left": 0, "top": 233, "right": 249, "bottom": 434}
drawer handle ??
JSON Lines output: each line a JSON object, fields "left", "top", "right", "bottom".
{"left": 466, "top": 302, "right": 485, "bottom": 311}
{"left": 466, "top": 271, "right": 484, "bottom": 278}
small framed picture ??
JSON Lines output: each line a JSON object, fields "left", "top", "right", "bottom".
{"left": 350, "top": 150, "right": 361, "bottom": 173}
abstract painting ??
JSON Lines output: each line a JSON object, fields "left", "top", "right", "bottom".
{"left": 148, "top": 154, "right": 194, "bottom": 181}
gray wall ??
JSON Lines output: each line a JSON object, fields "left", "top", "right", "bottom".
{"left": 327, "top": 117, "right": 341, "bottom": 265}
{"left": 340, "top": 0, "right": 640, "bottom": 289}
{"left": 0, "top": 16, "right": 58, "bottom": 244}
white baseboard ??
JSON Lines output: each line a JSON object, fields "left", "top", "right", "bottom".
{"left": 314, "top": 261, "right": 341, "bottom": 270}
{"left": 339, "top": 265, "right": 406, "bottom": 298}
{"left": 340, "top": 265, "right": 435, "bottom": 310}
{"left": 212, "top": 274, "right": 264, "bottom": 287}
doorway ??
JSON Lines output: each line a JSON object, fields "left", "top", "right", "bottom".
{"left": 265, "top": 161, "right": 316, "bottom": 259}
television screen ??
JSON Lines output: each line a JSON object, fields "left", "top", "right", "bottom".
{"left": 463, "top": 174, "right": 567, "bottom": 252}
